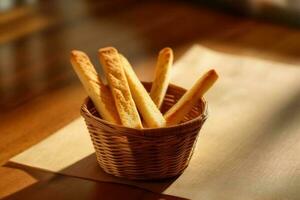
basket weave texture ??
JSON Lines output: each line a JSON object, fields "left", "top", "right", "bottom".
{"left": 81, "top": 82, "right": 208, "bottom": 180}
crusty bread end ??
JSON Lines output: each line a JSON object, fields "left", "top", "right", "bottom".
{"left": 98, "top": 47, "right": 142, "bottom": 129}
{"left": 120, "top": 54, "right": 166, "bottom": 128}
{"left": 150, "top": 47, "right": 173, "bottom": 109}
{"left": 164, "top": 69, "right": 218, "bottom": 126}
{"left": 70, "top": 50, "right": 120, "bottom": 124}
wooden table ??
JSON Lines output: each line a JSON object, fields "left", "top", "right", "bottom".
{"left": 1, "top": 0, "right": 300, "bottom": 199}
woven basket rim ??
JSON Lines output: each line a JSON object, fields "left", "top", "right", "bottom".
{"left": 80, "top": 82, "right": 208, "bottom": 135}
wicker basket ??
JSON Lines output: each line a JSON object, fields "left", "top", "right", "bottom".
{"left": 81, "top": 82, "right": 208, "bottom": 180}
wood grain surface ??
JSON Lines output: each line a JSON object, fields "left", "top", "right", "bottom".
{"left": 1, "top": 0, "right": 300, "bottom": 199}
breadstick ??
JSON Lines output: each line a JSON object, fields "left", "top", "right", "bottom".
{"left": 119, "top": 54, "right": 166, "bottom": 128}
{"left": 70, "top": 50, "right": 120, "bottom": 124}
{"left": 164, "top": 69, "right": 218, "bottom": 126}
{"left": 150, "top": 47, "right": 173, "bottom": 109}
{"left": 98, "top": 47, "right": 142, "bottom": 129}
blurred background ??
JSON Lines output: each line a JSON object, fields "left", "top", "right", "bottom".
{"left": 1, "top": 0, "right": 300, "bottom": 113}
{"left": 195, "top": 0, "right": 300, "bottom": 26}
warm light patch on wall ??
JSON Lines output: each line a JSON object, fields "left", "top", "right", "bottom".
{"left": 249, "top": 0, "right": 288, "bottom": 12}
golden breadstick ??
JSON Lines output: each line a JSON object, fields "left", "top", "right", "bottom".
{"left": 98, "top": 47, "right": 142, "bottom": 129}
{"left": 120, "top": 54, "right": 166, "bottom": 128}
{"left": 164, "top": 69, "right": 218, "bottom": 126}
{"left": 150, "top": 47, "right": 173, "bottom": 109}
{"left": 70, "top": 50, "right": 120, "bottom": 124}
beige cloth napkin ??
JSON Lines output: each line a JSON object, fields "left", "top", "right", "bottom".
{"left": 11, "top": 46, "right": 300, "bottom": 200}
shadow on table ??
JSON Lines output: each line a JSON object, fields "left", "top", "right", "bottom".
{"left": 59, "top": 152, "right": 179, "bottom": 193}
{"left": 3, "top": 159, "right": 188, "bottom": 200}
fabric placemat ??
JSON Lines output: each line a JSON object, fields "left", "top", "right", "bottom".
{"left": 11, "top": 46, "right": 300, "bottom": 199}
